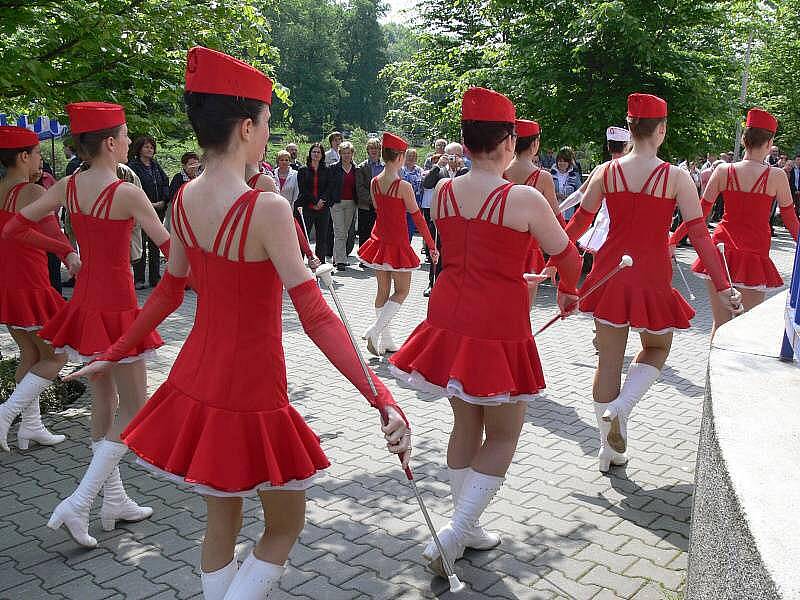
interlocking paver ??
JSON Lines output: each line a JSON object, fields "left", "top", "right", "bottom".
{"left": 0, "top": 232, "right": 794, "bottom": 598}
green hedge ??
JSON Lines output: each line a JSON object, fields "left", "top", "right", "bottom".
{"left": 0, "top": 357, "right": 86, "bottom": 414}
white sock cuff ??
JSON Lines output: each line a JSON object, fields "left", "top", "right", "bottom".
{"left": 202, "top": 557, "right": 238, "bottom": 576}
{"left": 628, "top": 362, "right": 661, "bottom": 378}
{"left": 243, "top": 552, "right": 285, "bottom": 577}
{"left": 466, "top": 468, "right": 504, "bottom": 490}
{"left": 21, "top": 372, "right": 52, "bottom": 388}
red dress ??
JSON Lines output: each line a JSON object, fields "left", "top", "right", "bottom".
{"left": 692, "top": 165, "right": 782, "bottom": 290}
{"left": 390, "top": 181, "right": 545, "bottom": 404}
{"left": 358, "top": 179, "right": 420, "bottom": 271}
{"left": 122, "top": 189, "right": 329, "bottom": 494}
{"left": 38, "top": 174, "right": 163, "bottom": 362}
{"left": 0, "top": 183, "right": 66, "bottom": 330}
{"left": 580, "top": 161, "right": 695, "bottom": 333}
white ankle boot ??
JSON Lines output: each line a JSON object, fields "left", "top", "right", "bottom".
{"left": 202, "top": 558, "right": 238, "bottom": 600}
{"left": 362, "top": 306, "right": 380, "bottom": 340}
{"left": 448, "top": 467, "right": 501, "bottom": 550}
{"left": 379, "top": 324, "right": 401, "bottom": 353}
{"left": 0, "top": 372, "right": 52, "bottom": 452}
{"left": 602, "top": 363, "right": 661, "bottom": 454}
{"left": 593, "top": 402, "right": 628, "bottom": 473}
{"left": 92, "top": 440, "right": 153, "bottom": 531}
{"left": 424, "top": 469, "right": 503, "bottom": 576}
{"left": 48, "top": 440, "right": 128, "bottom": 547}
{"left": 18, "top": 397, "right": 65, "bottom": 449}
{"left": 223, "top": 552, "right": 284, "bottom": 599}
{"left": 365, "top": 301, "right": 402, "bottom": 356}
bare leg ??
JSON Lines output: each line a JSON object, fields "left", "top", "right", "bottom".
{"left": 447, "top": 399, "right": 484, "bottom": 469}
{"left": 389, "top": 271, "right": 411, "bottom": 304}
{"left": 636, "top": 330, "right": 673, "bottom": 369}
{"left": 202, "top": 496, "right": 243, "bottom": 572}
{"left": 593, "top": 321, "right": 629, "bottom": 403}
{"left": 89, "top": 372, "right": 118, "bottom": 441}
{"left": 30, "top": 335, "right": 68, "bottom": 380}
{"left": 471, "top": 402, "right": 527, "bottom": 477}
{"left": 705, "top": 279, "right": 733, "bottom": 338}
{"left": 254, "top": 490, "right": 306, "bottom": 564}
{"left": 9, "top": 328, "right": 39, "bottom": 383}
{"left": 374, "top": 271, "right": 392, "bottom": 309}
{"left": 107, "top": 360, "right": 148, "bottom": 442}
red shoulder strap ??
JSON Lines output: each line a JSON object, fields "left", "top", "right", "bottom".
{"left": 212, "top": 190, "right": 260, "bottom": 260}
{"left": 524, "top": 169, "right": 541, "bottom": 188}
{"left": 387, "top": 179, "right": 401, "bottom": 196}
{"left": 603, "top": 160, "right": 629, "bottom": 194}
{"left": 640, "top": 162, "right": 670, "bottom": 197}
{"left": 436, "top": 179, "right": 459, "bottom": 218}
{"left": 476, "top": 183, "right": 514, "bottom": 225}
{"left": 726, "top": 165, "right": 741, "bottom": 192}
{"left": 89, "top": 179, "right": 124, "bottom": 219}
{"left": 247, "top": 173, "right": 262, "bottom": 189}
{"left": 3, "top": 182, "right": 30, "bottom": 212}
{"left": 750, "top": 166, "right": 770, "bottom": 194}
{"left": 171, "top": 184, "right": 199, "bottom": 248}
{"left": 65, "top": 173, "right": 79, "bottom": 213}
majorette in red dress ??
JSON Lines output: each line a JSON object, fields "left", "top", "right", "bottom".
{"left": 38, "top": 174, "right": 163, "bottom": 362}
{"left": 390, "top": 180, "right": 546, "bottom": 404}
{"left": 691, "top": 165, "right": 783, "bottom": 290}
{"left": 357, "top": 178, "right": 421, "bottom": 271}
{"left": 122, "top": 189, "right": 329, "bottom": 494}
{"left": 579, "top": 160, "right": 695, "bottom": 334}
{"left": 0, "top": 183, "right": 66, "bottom": 330}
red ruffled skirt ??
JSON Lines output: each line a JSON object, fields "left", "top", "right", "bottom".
{"left": 358, "top": 237, "right": 420, "bottom": 271}
{"left": 692, "top": 248, "right": 782, "bottom": 290}
{"left": 122, "top": 380, "right": 330, "bottom": 493}
{"left": 0, "top": 286, "right": 65, "bottom": 330}
{"left": 579, "top": 280, "right": 695, "bottom": 333}
{"left": 389, "top": 320, "right": 545, "bottom": 404}
{"left": 39, "top": 303, "right": 163, "bottom": 362}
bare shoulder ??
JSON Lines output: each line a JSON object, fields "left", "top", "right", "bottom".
{"left": 507, "top": 182, "right": 548, "bottom": 211}
{"left": 397, "top": 179, "right": 414, "bottom": 193}
{"left": 115, "top": 181, "right": 148, "bottom": 203}
{"left": 253, "top": 190, "right": 292, "bottom": 220}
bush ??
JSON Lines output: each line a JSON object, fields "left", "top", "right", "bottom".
{"left": 0, "top": 357, "right": 86, "bottom": 414}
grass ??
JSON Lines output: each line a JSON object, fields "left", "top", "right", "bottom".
{"left": 0, "top": 356, "right": 86, "bottom": 414}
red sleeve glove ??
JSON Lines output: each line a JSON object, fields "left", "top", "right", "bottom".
{"left": 669, "top": 198, "right": 714, "bottom": 246}
{"left": 288, "top": 279, "right": 408, "bottom": 424}
{"left": 780, "top": 204, "right": 799, "bottom": 241}
{"left": 684, "top": 217, "right": 730, "bottom": 291}
{"left": 37, "top": 215, "right": 75, "bottom": 256}
{"left": 93, "top": 271, "right": 187, "bottom": 363}
{"left": 548, "top": 241, "right": 581, "bottom": 296}
{"left": 159, "top": 238, "right": 170, "bottom": 260}
{"left": 564, "top": 206, "right": 597, "bottom": 242}
{"left": 410, "top": 209, "right": 435, "bottom": 252}
{"left": 556, "top": 212, "right": 567, "bottom": 229}
{"left": 2, "top": 213, "right": 75, "bottom": 262}
{"left": 294, "top": 219, "right": 314, "bottom": 259}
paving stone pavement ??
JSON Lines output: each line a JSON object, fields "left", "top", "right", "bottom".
{"left": 0, "top": 231, "right": 795, "bottom": 600}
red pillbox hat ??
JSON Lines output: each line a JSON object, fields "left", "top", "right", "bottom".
{"left": 461, "top": 87, "right": 515, "bottom": 123}
{"left": 186, "top": 46, "right": 273, "bottom": 105}
{"left": 66, "top": 102, "right": 126, "bottom": 135}
{"left": 515, "top": 119, "right": 540, "bottom": 137}
{"left": 627, "top": 93, "right": 668, "bottom": 119}
{"left": 0, "top": 126, "right": 39, "bottom": 149}
{"left": 745, "top": 108, "right": 777, "bottom": 133}
{"left": 382, "top": 132, "right": 408, "bottom": 151}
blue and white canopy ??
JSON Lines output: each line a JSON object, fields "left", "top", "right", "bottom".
{"left": 0, "top": 114, "right": 68, "bottom": 141}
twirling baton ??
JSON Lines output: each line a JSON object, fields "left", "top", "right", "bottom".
{"left": 532, "top": 255, "right": 634, "bottom": 338}
{"left": 716, "top": 243, "right": 741, "bottom": 316}
{"left": 672, "top": 256, "right": 696, "bottom": 301}
{"left": 313, "top": 264, "right": 465, "bottom": 594}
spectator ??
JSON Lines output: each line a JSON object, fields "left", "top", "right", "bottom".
{"left": 296, "top": 142, "right": 334, "bottom": 261}
{"left": 273, "top": 150, "right": 299, "bottom": 207}
{"left": 550, "top": 146, "right": 581, "bottom": 219}
{"left": 325, "top": 131, "right": 343, "bottom": 166}
{"left": 423, "top": 138, "right": 447, "bottom": 170}
{"left": 63, "top": 141, "right": 81, "bottom": 176}
{"left": 128, "top": 135, "right": 170, "bottom": 289}
{"left": 701, "top": 152, "right": 717, "bottom": 170}
{"left": 778, "top": 154, "right": 788, "bottom": 168}
{"left": 167, "top": 152, "right": 201, "bottom": 231}
{"left": 356, "top": 137, "right": 384, "bottom": 247}
{"left": 788, "top": 154, "right": 800, "bottom": 212}
{"left": 29, "top": 165, "right": 61, "bottom": 294}
{"left": 688, "top": 161, "right": 701, "bottom": 193}
{"left": 285, "top": 143, "right": 302, "bottom": 170}
{"left": 768, "top": 145, "right": 780, "bottom": 166}
{"left": 259, "top": 144, "right": 273, "bottom": 173}
{"left": 328, "top": 141, "right": 359, "bottom": 271}
{"left": 399, "top": 148, "right": 424, "bottom": 240}
{"left": 540, "top": 148, "right": 556, "bottom": 169}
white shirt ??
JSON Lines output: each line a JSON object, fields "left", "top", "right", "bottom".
{"left": 273, "top": 168, "right": 299, "bottom": 207}
{"left": 325, "top": 148, "right": 340, "bottom": 167}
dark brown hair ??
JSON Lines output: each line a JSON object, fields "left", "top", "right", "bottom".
{"left": 627, "top": 117, "right": 666, "bottom": 140}
{"left": 461, "top": 120, "right": 515, "bottom": 155}
{"left": 0, "top": 146, "right": 36, "bottom": 168}
{"left": 76, "top": 125, "right": 124, "bottom": 160}
{"left": 515, "top": 134, "right": 540, "bottom": 155}
{"left": 382, "top": 147, "right": 402, "bottom": 162}
{"left": 742, "top": 126, "right": 774, "bottom": 150}
{"left": 131, "top": 135, "right": 157, "bottom": 159}
{"left": 184, "top": 91, "right": 268, "bottom": 153}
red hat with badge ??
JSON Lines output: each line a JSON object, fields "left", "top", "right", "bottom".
{"left": 66, "top": 102, "right": 126, "bottom": 135}
{"left": 462, "top": 87, "right": 516, "bottom": 123}
{"left": 0, "top": 126, "right": 40, "bottom": 149}
{"left": 745, "top": 108, "right": 777, "bottom": 133}
{"left": 627, "top": 93, "right": 668, "bottom": 119}
{"left": 382, "top": 132, "right": 408, "bottom": 151}
{"left": 515, "top": 119, "right": 540, "bottom": 137}
{"left": 186, "top": 46, "right": 273, "bottom": 105}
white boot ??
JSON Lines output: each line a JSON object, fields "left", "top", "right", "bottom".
{"left": 223, "top": 552, "right": 284, "bottom": 600}
{"left": 593, "top": 402, "right": 628, "bottom": 473}
{"left": 18, "top": 397, "right": 66, "bottom": 449}
{"left": 449, "top": 467, "right": 501, "bottom": 550}
{"left": 362, "top": 306, "right": 381, "bottom": 340}
{"left": 365, "top": 301, "right": 401, "bottom": 356}
{"left": 202, "top": 557, "right": 238, "bottom": 600}
{"left": 424, "top": 469, "right": 503, "bottom": 576}
{"left": 47, "top": 439, "right": 128, "bottom": 547}
{"left": 602, "top": 362, "right": 661, "bottom": 454}
{"left": 0, "top": 372, "right": 52, "bottom": 452}
{"left": 379, "top": 324, "right": 401, "bottom": 353}
{"left": 93, "top": 440, "right": 153, "bottom": 531}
